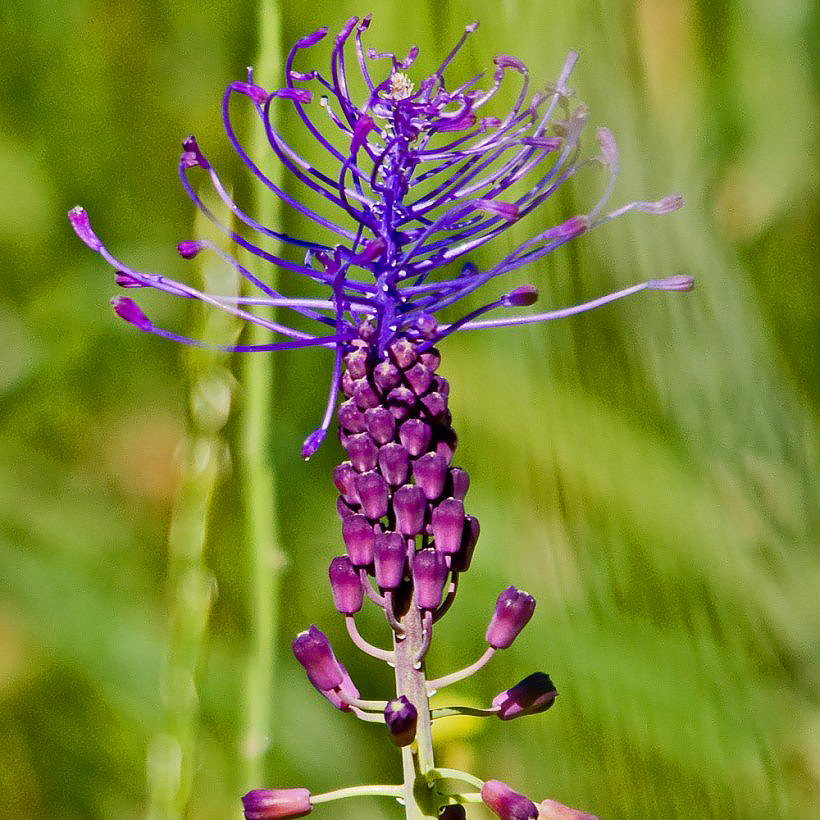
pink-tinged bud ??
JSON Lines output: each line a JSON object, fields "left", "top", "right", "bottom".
{"left": 332, "top": 462, "right": 360, "bottom": 506}
{"left": 242, "top": 788, "right": 312, "bottom": 819}
{"left": 389, "top": 337, "right": 417, "bottom": 369}
{"left": 486, "top": 586, "right": 536, "bottom": 649}
{"left": 378, "top": 443, "right": 410, "bottom": 486}
{"left": 475, "top": 198, "right": 520, "bottom": 222}
{"left": 292, "top": 626, "right": 343, "bottom": 692}
{"left": 595, "top": 126, "right": 618, "bottom": 173}
{"left": 68, "top": 206, "right": 101, "bottom": 250}
{"left": 537, "top": 799, "right": 599, "bottom": 819}
{"left": 418, "top": 347, "right": 441, "bottom": 370}
{"left": 353, "top": 470, "right": 389, "bottom": 519}
{"left": 447, "top": 468, "right": 470, "bottom": 500}
{"left": 384, "top": 695, "right": 418, "bottom": 746}
{"left": 421, "top": 391, "right": 448, "bottom": 421}
{"left": 451, "top": 514, "right": 480, "bottom": 572}
{"left": 413, "top": 452, "right": 448, "bottom": 500}
{"left": 111, "top": 297, "right": 152, "bottom": 332}
{"left": 493, "top": 672, "right": 557, "bottom": 720}
{"left": 414, "top": 313, "right": 438, "bottom": 340}
{"left": 373, "top": 532, "right": 406, "bottom": 588}
{"left": 636, "top": 194, "right": 684, "bottom": 214}
{"left": 481, "top": 780, "right": 538, "bottom": 819}
{"left": 404, "top": 362, "right": 433, "bottom": 396}
{"left": 338, "top": 399, "right": 367, "bottom": 433}
{"left": 399, "top": 418, "right": 432, "bottom": 456}
{"left": 344, "top": 433, "right": 378, "bottom": 472}
{"left": 365, "top": 406, "right": 396, "bottom": 444}
{"left": 387, "top": 386, "right": 416, "bottom": 420}
{"left": 180, "top": 135, "right": 210, "bottom": 169}
{"left": 373, "top": 361, "right": 402, "bottom": 392}
{"left": 541, "top": 216, "right": 588, "bottom": 241}
{"left": 177, "top": 240, "right": 204, "bottom": 259}
{"left": 431, "top": 497, "right": 465, "bottom": 554}
{"left": 115, "top": 270, "right": 144, "bottom": 288}
{"left": 393, "top": 485, "right": 427, "bottom": 535}
{"left": 502, "top": 285, "right": 539, "bottom": 307}
{"left": 344, "top": 348, "right": 369, "bottom": 378}
{"left": 341, "top": 514, "right": 374, "bottom": 566}
{"left": 318, "top": 661, "right": 360, "bottom": 711}
{"left": 301, "top": 428, "right": 326, "bottom": 460}
{"left": 328, "top": 556, "right": 363, "bottom": 614}
{"left": 412, "top": 549, "right": 448, "bottom": 609}
{"left": 353, "top": 379, "right": 380, "bottom": 410}
{"left": 647, "top": 274, "right": 694, "bottom": 292}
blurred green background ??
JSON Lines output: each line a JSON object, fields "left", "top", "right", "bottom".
{"left": 0, "top": 0, "right": 816, "bottom": 817}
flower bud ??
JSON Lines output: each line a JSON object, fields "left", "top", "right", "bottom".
{"left": 365, "top": 406, "right": 396, "bottom": 444}
{"left": 111, "top": 297, "right": 152, "bottom": 331}
{"left": 242, "top": 788, "right": 312, "bottom": 819}
{"left": 332, "top": 462, "right": 360, "bottom": 505}
{"left": 413, "top": 452, "right": 448, "bottom": 500}
{"left": 389, "top": 337, "right": 418, "bottom": 369}
{"left": 353, "top": 379, "right": 380, "bottom": 410}
{"left": 373, "top": 532, "right": 406, "bottom": 588}
{"left": 344, "top": 433, "right": 378, "bottom": 472}
{"left": 485, "top": 587, "right": 535, "bottom": 649}
{"left": 378, "top": 443, "right": 410, "bottom": 486}
{"left": 493, "top": 672, "right": 557, "bottom": 720}
{"left": 384, "top": 695, "right": 417, "bottom": 746}
{"left": 338, "top": 399, "right": 366, "bottom": 433}
{"left": 341, "top": 514, "right": 375, "bottom": 565}
{"left": 481, "top": 780, "right": 537, "bottom": 819}
{"left": 328, "top": 556, "right": 363, "bottom": 614}
{"left": 353, "top": 470, "right": 389, "bottom": 519}
{"left": 292, "top": 626, "right": 343, "bottom": 692}
{"left": 68, "top": 206, "right": 102, "bottom": 250}
{"left": 447, "top": 468, "right": 470, "bottom": 500}
{"left": 399, "top": 418, "right": 432, "bottom": 456}
{"left": 404, "top": 362, "right": 433, "bottom": 395}
{"left": 393, "top": 485, "right": 427, "bottom": 535}
{"left": 537, "top": 799, "right": 599, "bottom": 819}
{"left": 373, "top": 360, "right": 402, "bottom": 392}
{"left": 387, "top": 386, "right": 416, "bottom": 420}
{"left": 412, "top": 549, "right": 448, "bottom": 609}
{"left": 177, "top": 240, "right": 204, "bottom": 259}
{"left": 431, "top": 498, "right": 465, "bottom": 554}
{"left": 450, "top": 515, "right": 480, "bottom": 572}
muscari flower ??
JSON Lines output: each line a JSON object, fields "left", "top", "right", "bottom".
{"left": 69, "top": 17, "right": 690, "bottom": 461}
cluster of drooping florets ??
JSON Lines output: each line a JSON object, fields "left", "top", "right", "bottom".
{"left": 71, "top": 14, "right": 689, "bottom": 818}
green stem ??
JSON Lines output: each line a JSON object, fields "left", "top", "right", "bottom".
{"left": 241, "top": 0, "right": 284, "bottom": 788}
{"left": 312, "top": 784, "right": 404, "bottom": 803}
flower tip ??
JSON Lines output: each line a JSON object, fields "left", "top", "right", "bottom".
{"left": 115, "top": 270, "right": 144, "bottom": 288}
{"left": 180, "top": 135, "right": 210, "bottom": 169}
{"left": 647, "top": 274, "right": 694, "bottom": 292}
{"left": 537, "top": 798, "right": 599, "bottom": 819}
{"left": 234, "top": 82, "right": 270, "bottom": 105}
{"left": 301, "top": 428, "right": 327, "bottom": 460}
{"left": 111, "top": 296, "right": 152, "bottom": 332}
{"left": 242, "top": 788, "right": 312, "bottom": 819}
{"left": 493, "top": 672, "right": 557, "bottom": 720}
{"left": 503, "top": 285, "right": 539, "bottom": 308}
{"left": 177, "top": 240, "right": 204, "bottom": 259}
{"left": 68, "top": 206, "right": 101, "bottom": 251}
{"left": 384, "top": 696, "right": 418, "bottom": 746}
{"left": 637, "top": 194, "right": 684, "bottom": 214}
{"left": 465, "top": 21, "right": 479, "bottom": 32}
{"left": 481, "top": 780, "right": 538, "bottom": 819}
{"left": 595, "top": 126, "right": 618, "bottom": 173}
{"left": 297, "top": 27, "right": 328, "bottom": 48}
{"left": 542, "top": 216, "right": 588, "bottom": 242}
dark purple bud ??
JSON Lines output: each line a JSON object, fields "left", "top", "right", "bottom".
{"left": 353, "top": 379, "right": 380, "bottom": 410}
{"left": 389, "top": 337, "right": 417, "bottom": 369}
{"left": 418, "top": 347, "right": 441, "bottom": 370}
{"left": 415, "top": 314, "right": 438, "bottom": 340}
{"left": 439, "top": 807, "right": 467, "bottom": 819}
{"left": 486, "top": 587, "right": 536, "bottom": 649}
{"left": 431, "top": 497, "right": 465, "bottom": 554}
{"left": 413, "top": 452, "right": 448, "bottom": 500}
{"left": 502, "top": 285, "right": 538, "bottom": 307}
{"left": 447, "top": 468, "right": 470, "bottom": 500}
{"left": 353, "top": 470, "right": 389, "bottom": 519}
{"left": 451, "top": 515, "right": 480, "bottom": 572}
{"left": 344, "top": 433, "right": 378, "bottom": 472}
{"left": 336, "top": 497, "right": 356, "bottom": 519}
{"left": 340, "top": 370, "right": 357, "bottom": 397}
{"left": 480, "top": 780, "right": 537, "bottom": 819}
{"left": 493, "top": 672, "right": 557, "bottom": 720}
{"left": 431, "top": 374, "right": 449, "bottom": 397}
{"left": 292, "top": 626, "right": 343, "bottom": 692}
{"left": 177, "top": 240, "right": 204, "bottom": 259}
{"left": 378, "top": 443, "right": 409, "bottom": 486}
{"left": 399, "top": 418, "right": 432, "bottom": 456}
{"left": 344, "top": 349, "right": 369, "bottom": 379}
{"left": 328, "top": 556, "right": 363, "bottom": 614}
{"left": 332, "top": 462, "right": 359, "bottom": 505}
{"left": 412, "top": 549, "right": 449, "bottom": 609}
{"left": 180, "top": 135, "right": 210, "bottom": 169}
{"left": 384, "top": 696, "right": 418, "bottom": 746}
{"left": 352, "top": 115, "right": 376, "bottom": 153}
{"left": 301, "top": 428, "right": 326, "bottom": 460}
{"left": 341, "top": 514, "right": 374, "bottom": 565}
{"left": 365, "top": 406, "right": 396, "bottom": 444}
{"left": 112, "top": 297, "right": 152, "bottom": 331}
{"left": 387, "top": 386, "right": 416, "bottom": 420}
{"left": 338, "top": 399, "right": 366, "bottom": 433}
{"left": 114, "top": 270, "right": 143, "bottom": 288}
{"left": 404, "top": 362, "right": 433, "bottom": 396}
{"left": 373, "top": 532, "right": 406, "bottom": 588}
{"left": 373, "top": 361, "right": 402, "bottom": 392}
{"left": 393, "top": 485, "right": 427, "bottom": 535}
{"left": 421, "top": 391, "right": 448, "bottom": 421}
{"left": 242, "top": 788, "right": 312, "bottom": 819}
{"left": 434, "top": 427, "right": 458, "bottom": 464}
{"left": 68, "top": 206, "right": 101, "bottom": 250}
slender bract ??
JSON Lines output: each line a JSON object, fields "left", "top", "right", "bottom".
{"left": 70, "top": 16, "right": 689, "bottom": 818}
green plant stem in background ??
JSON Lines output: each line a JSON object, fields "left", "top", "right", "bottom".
{"left": 240, "top": 0, "right": 285, "bottom": 788}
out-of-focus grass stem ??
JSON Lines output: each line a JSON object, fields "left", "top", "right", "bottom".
{"left": 240, "top": 0, "right": 284, "bottom": 788}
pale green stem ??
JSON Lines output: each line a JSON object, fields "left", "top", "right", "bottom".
{"left": 312, "top": 784, "right": 404, "bottom": 803}
{"left": 240, "top": 0, "right": 285, "bottom": 788}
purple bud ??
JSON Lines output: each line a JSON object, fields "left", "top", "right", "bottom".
{"left": 439, "top": 807, "right": 467, "bottom": 819}
{"left": 447, "top": 468, "right": 470, "bottom": 500}
{"left": 68, "top": 206, "right": 101, "bottom": 250}
{"left": 486, "top": 587, "right": 536, "bottom": 649}
{"left": 344, "top": 349, "right": 369, "bottom": 379}
{"left": 420, "top": 391, "right": 448, "bottom": 421}
{"left": 595, "top": 126, "right": 618, "bottom": 172}
{"left": 389, "top": 337, "right": 417, "bottom": 369}
{"left": 415, "top": 314, "right": 438, "bottom": 340}
{"left": 413, "top": 452, "right": 448, "bottom": 500}
{"left": 301, "top": 428, "right": 326, "bottom": 460}
{"left": 352, "top": 116, "right": 376, "bottom": 153}
{"left": 384, "top": 695, "right": 418, "bottom": 746}
{"left": 336, "top": 497, "right": 356, "bottom": 519}
{"left": 373, "top": 532, "right": 406, "bottom": 588}
{"left": 480, "top": 780, "right": 537, "bottom": 819}
{"left": 341, "top": 514, "right": 375, "bottom": 565}
{"left": 365, "top": 406, "right": 396, "bottom": 444}
{"left": 431, "top": 498, "right": 465, "bottom": 554}
{"left": 180, "top": 135, "right": 210, "bottom": 169}
{"left": 431, "top": 374, "right": 449, "bottom": 396}
{"left": 434, "top": 427, "right": 458, "bottom": 464}
{"left": 378, "top": 443, "right": 410, "bottom": 486}
{"left": 296, "top": 27, "right": 328, "bottom": 48}
{"left": 242, "top": 788, "right": 312, "bottom": 819}
{"left": 233, "top": 82, "right": 270, "bottom": 104}
{"left": 387, "top": 386, "right": 416, "bottom": 420}
{"left": 418, "top": 348, "right": 441, "bottom": 370}
{"left": 451, "top": 515, "right": 480, "bottom": 572}
{"left": 318, "top": 661, "right": 360, "bottom": 712}
{"left": 177, "top": 240, "right": 204, "bottom": 259}
{"left": 332, "top": 462, "right": 360, "bottom": 505}
{"left": 412, "top": 549, "right": 448, "bottom": 609}
{"left": 393, "top": 485, "right": 427, "bottom": 535}
{"left": 111, "top": 297, "right": 152, "bottom": 331}
{"left": 292, "top": 626, "right": 343, "bottom": 692}
{"left": 404, "top": 362, "right": 433, "bottom": 396}
{"left": 399, "top": 418, "right": 432, "bottom": 456}
{"left": 115, "top": 270, "right": 144, "bottom": 288}
{"left": 647, "top": 274, "right": 694, "bottom": 292}
{"left": 328, "top": 556, "right": 363, "bottom": 614}
{"left": 541, "top": 216, "right": 588, "bottom": 241}
{"left": 537, "top": 799, "right": 599, "bottom": 819}
{"left": 338, "top": 399, "right": 367, "bottom": 433}
{"left": 340, "top": 370, "right": 357, "bottom": 397}
{"left": 353, "top": 470, "right": 389, "bottom": 519}
{"left": 502, "top": 285, "right": 538, "bottom": 307}
{"left": 373, "top": 360, "right": 402, "bottom": 392}
{"left": 353, "top": 379, "right": 380, "bottom": 410}
{"left": 344, "top": 433, "right": 378, "bottom": 472}
{"left": 493, "top": 672, "right": 557, "bottom": 720}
